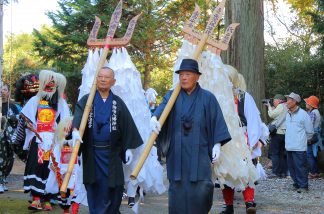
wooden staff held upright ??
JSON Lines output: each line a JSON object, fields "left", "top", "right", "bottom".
{"left": 60, "top": 0, "right": 141, "bottom": 197}
{"left": 131, "top": 0, "right": 239, "bottom": 180}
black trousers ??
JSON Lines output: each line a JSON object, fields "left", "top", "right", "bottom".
{"left": 270, "top": 134, "right": 287, "bottom": 176}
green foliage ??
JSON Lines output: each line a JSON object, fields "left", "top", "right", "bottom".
{"left": 32, "top": 0, "right": 213, "bottom": 100}
{"left": 33, "top": 25, "right": 86, "bottom": 74}
{"left": 287, "top": 0, "right": 317, "bottom": 14}
{"left": 2, "top": 33, "right": 44, "bottom": 88}
{"left": 265, "top": 41, "right": 324, "bottom": 113}
{"left": 65, "top": 73, "right": 82, "bottom": 108}
{"left": 149, "top": 59, "right": 173, "bottom": 103}
{"left": 265, "top": 1, "right": 324, "bottom": 115}
{"left": 308, "top": 0, "right": 324, "bottom": 54}
{"left": 284, "top": 0, "right": 324, "bottom": 53}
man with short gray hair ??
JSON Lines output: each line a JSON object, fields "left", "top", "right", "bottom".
{"left": 285, "top": 92, "right": 314, "bottom": 193}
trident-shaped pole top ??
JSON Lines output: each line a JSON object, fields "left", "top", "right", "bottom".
{"left": 87, "top": 0, "right": 141, "bottom": 48}
{"left": 183, "top": 0, "right": 239, "bottom": 53}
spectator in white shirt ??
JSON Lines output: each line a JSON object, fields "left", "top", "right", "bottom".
{"left": 285, "top": 92, "right": 314, "bottom": 193}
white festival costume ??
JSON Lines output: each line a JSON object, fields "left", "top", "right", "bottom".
{"left": 108, "top": 48, "right": 165, "bottom": 196}
{"left": 256, "top": 122, "right": 270, "bottom": 180}
{"left": 78, "top": 49, "right": 101, "bottom": 100}
{"left": 46, "top": 140, "right": 88, "bottom": 206}
{"left": 172, "top": 40, "right": 257, "bottom": 190}
{"left": 45, "top": 117, "right": 87, "bottom": 206}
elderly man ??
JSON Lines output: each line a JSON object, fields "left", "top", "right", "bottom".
{"left": 72, "top": 67, "right": 143, "bottom": 214}
{"left": 150, "top": 59, "right": 231, "bottom": 214}
{"left": 285, "top": 92, "right": 314, "bottom": 193}
{"left": 266, "top": 94, "right": 288, "bottom": 178}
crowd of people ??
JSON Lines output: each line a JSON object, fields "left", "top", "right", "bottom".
{"left": 266, "top": 92, "right": 323, "bottom": 194}
{"left": 0, "top": 58, "right": 322, "bottom": 214}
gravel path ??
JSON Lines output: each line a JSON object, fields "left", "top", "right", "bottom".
{"left": 1, "top": 159, "right": 324, "bottom": 213}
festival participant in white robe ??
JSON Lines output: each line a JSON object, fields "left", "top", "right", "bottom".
{"left": 108, "top": 48, "right": 165, "bottom": 209}
{"left": 219, "top": 65, "right": 262, "bottom": 214}
{"left": 151, "top": 58, "right": 231, "bottom": 214}
{"left": 45, "top": 116, "right": 86, "bottom": 214}
{"left": 14, "top": 70, "right": 70, "bottom": 211}
{"left": 238, "top": 73, "right": 268, "bottom": 181}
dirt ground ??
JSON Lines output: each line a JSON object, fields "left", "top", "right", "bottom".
{"left": 1, "top": 158, "right": 324, "bottom": 214}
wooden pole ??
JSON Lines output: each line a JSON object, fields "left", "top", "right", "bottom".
{"left": 130, "top": 83, "right": 180, "bottom": 180}
{"left": 60, "top": 42, "right": 111, "bottom": 196}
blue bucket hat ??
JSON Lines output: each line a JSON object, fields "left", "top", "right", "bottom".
{"left": 175, "top": 59, "right": 201, "bottom": 75}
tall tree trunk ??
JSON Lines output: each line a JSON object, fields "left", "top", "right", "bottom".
{"left": 143, "top": 58, "right": 150, "bottom": 90}
{"left": 143, "top": 43, "right": 151, "bottom": 90}
{"left": 224, "top": 0, "right": 265, "bottom": 111}
{"left": 0, "top": 0, "right": 3, "bottom": 130}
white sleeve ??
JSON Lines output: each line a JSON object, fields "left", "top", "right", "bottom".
{"left": 244, "top": 92, "right": 262, "bottom": 148}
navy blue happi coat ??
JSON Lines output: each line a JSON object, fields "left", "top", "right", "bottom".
{"left": 72, "top": 90, "right": 143, "bottom": 214}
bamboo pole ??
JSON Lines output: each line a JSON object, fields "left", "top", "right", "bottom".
{"left": 60, "top": 42, "right": 111, "bottom": 196}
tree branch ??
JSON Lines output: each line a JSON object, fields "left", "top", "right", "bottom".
{"left": 265, "top": 6, "right": 280, "bottom": 48}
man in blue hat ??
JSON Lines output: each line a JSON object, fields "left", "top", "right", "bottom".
{"left": 151, "top": 58, "right": 231, "bottom": 214}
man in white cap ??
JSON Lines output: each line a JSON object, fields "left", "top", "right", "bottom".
{"left": 285, "top": 92, "right": 314, "bottom": 193}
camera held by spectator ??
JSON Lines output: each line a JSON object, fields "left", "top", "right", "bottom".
{"left": 262, "top": 98, "right": 273, "bottom": 106}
